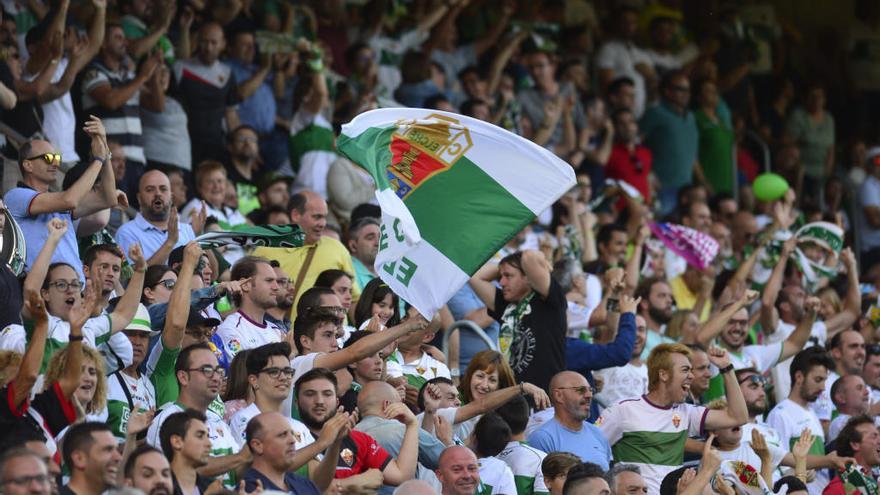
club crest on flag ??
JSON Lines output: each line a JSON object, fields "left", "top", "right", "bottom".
{"left": 387, "top": 114, "right": 473, "bottom": 199}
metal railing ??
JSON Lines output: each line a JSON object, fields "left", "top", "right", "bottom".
{"left": 442, "top": 320, "right": 497, "bottom": 359}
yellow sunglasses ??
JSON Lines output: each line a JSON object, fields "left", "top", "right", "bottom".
{"left": 26, "top": 153, "right": 62, "bottom": 165}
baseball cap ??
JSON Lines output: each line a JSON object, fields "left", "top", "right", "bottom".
{"left": 256, "top": 172, "right": 294, "bottom": 192}
{"left": 187, "top": 308, "right": 221, "bottom": 328}
{"left": 124, "top": 304, "right": 158, "bottom": 336}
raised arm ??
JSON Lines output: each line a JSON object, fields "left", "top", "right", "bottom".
{"left": 455, "top": 382, "right": 550, "bottom": 424}
{"left": 146, "top": 207, "right": 180, "bottom": 266}
{"left": 759, "top": 237, "right": 797, "bottom": 335}
{"left": 693, "top": 290, "right": 758, "bottom": 347}
{"left": 313, "top": 317, "right": 428, "bottom": 371}
{"left": 704, "top": 348, "right": 749, "bottom": 429}
{"left": 11, "top": 291, "right": 49, "bottom": 407}
{"left": 22, "top": 219, "right": 68, "bottom": 318}
{"left": 58, "top": 282, "right": 98, "bottom": 398}
{"left": 127, "top": 0, "right": 174, "bottom": 58}
{"left": 74, "top": 116, "right": 118, "bottom": 219}
{"left": 108, "top": 244, "right": 147, "bottom": 333}
{"left": 823, "top": 248, "right": 860, "bottom": 340}
{"left": 378, "top": 403, "right": 419, "bottom": 484}
{"left": 779, "top": 297, "right": 819, "bottom": 361}
{"left": 162, "top": 242, "right": 200, "bottom": 350}
{"left": 521, "top": 249, "right": 551, "bottom": 297}
{"left": 469, "top": 262, "right": 499, "bottom": 312}
{"left": 473, "top": 1, "right": 513, "bottom": 57}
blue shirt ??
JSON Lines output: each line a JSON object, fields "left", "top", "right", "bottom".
{"left": 5, "top": 186, "right": 84, "bottom": 281}
{"left": 228, "top": 60, "right": 276, "bottom": 134}
{"left": 447, "top": 284, "right": 500, "bottom": 369}
{"left": 242, "top": 467, "right": 321, "bottom": 495}
{"left": 639, "top": 101, "right": 699, "bottom": 189}
{"left": 527, "top": 417, "right": 612, "bottom": 470}
{"left": 114, "top": 213, "right": 195, "bottom": 263}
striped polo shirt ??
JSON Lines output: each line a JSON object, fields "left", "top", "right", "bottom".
{"left": 81, "top": 60, "right": 145, "bottom": 164}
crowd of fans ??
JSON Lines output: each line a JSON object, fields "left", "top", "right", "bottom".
{"left": 1, "top": 0, "right": 880, "bottom": 495}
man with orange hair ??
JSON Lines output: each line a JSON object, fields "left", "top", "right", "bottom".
{"left": 597, "top": 343, "right": 749, "bottom": 494}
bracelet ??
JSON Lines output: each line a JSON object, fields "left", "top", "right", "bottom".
{"left": 718, "top": 364, "right": 735, "bottom": 374}
{"left": 69, "top": 335, "right": 84, "bottom": 342}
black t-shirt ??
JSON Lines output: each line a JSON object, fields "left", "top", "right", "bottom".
{"left": 0, "top": 382, "right": 76, "bottom": 440}
{"left": 0, "top": 265, "right": 23, "bottom": 328}
{"left": 489, "top": 278, "right": 567, "bottom": 391}
{"left": 1, "top": 61, "right": 42, "bottom": 139}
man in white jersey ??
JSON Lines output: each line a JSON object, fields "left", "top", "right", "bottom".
{"left": 766, "top": 347, "right": 837, "bottom": 494}
{"left": 597, "top": 343, "right": 749, "bottom": 495}
{"left": 146, "top": 343, "right": 246, "bottom": 487}
{"left": 862, "top": 345, "right": 880, "bottom": 403}
{"left": 815, "top": 330, "right": 869, "bottom": 432}
{"left": 227, "top": 341, "right": 342, "bottom": 488}
{"left": 761, "top": 246, "right": 860, "bottom": 402}
{"left": 694, "top": 289, "right": 811, "bottom": 401}
{"left": 595, "top": 314, "right": 649, "bottom": 409}
{"left": 827, "top": 375, "right": 880, "bottom": 442}
{"left": 495, "top": 394, "right": 549, "bottom": 495}
{"left": 217, "top": 256, "right": 284, "bottom": 359}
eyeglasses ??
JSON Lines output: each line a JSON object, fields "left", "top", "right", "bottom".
{"left": 156, "top": 279, "right": 176, "bottom": 289}
{"left": 185, "top": 328, "right": 215, "bottom": 340}
{"left": 555, "top": 386, "right": 596, "bottom": 395}
{"left": 868, "top": 344, "right": 880, "bottom": 356}
{"left": 1, "top": 474, "right": 52, "bottom": 487}
{"left": 259, "top": 366, "right": 295, "bottom": 379}
{"left": 234, "top": 136, "right": 258, "bottom": 144}
{"left": 26, "top": 152, "right": 62, "bottom": 165}
{"left": 187, "top": 365, "right": 226, "bottom": 378}
{"left": 738, "top": 375, "right": 766, "bottom": 386}
{"left": 49, "top": 279, "right": 83, "bottom": 291}
{"left": 323, "top": 306, "right": 346, "bottom": 315}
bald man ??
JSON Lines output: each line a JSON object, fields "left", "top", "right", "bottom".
{"left": 528, "top": 371, "right": 612, "bottom": 469}
{"left": 115, "top": 169, "right": 196, "bottom": 265}
{"left": 173, "top": 21, "right": 240, "bottom": 164}
{"left": 436, "top": 446, "right": 480, "bottom": 495}
{"left": 354, "top": 380, "right": 449, "bottom": 483}
{"left": 253, "top": 190, "right": 360, "bottom": 318}
{"left": 241, "top": 412, "right": 322, "bottom": 494}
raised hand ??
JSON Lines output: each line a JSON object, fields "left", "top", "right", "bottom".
{"left": 317, "top": 408, "right": 351, "bottom": 447}
{"left": 701, "top": 433, "right": 722, "bottom": 473}
{"left": 166, "top": 207, "right": 179, "bottom": 243}
{"left": 676, "top": 468, "right": 696, "bottom": 495}
{"left": 522, "top": 382, "right": 551, "bottom": 410}
{"left": 47, "top": 218, "right": 68, "bottom": 240}
{"left": 127, "top": 407, "right": 155, "bottom": 436}
{"left": 183, "top": 241, "right": 204, "bottom": 264}
{"left": 237, "top": 479, "right": 263, "bottom": 495}
{"left": 70, "top": 280, "right": 99, "bottom": 334}
{"left": 190, "top": 201, "right": 207, "bottom": 235}
{"left": 383, "top": 402, "right": 417, "bottom": 427}
{"left": 804, "top": 296, "right": 821, "bottom": 316}
{"left": 706, "top": 346, "right": 731, "bottom": 370}
{"left": 792, "top": 428, "right": 814, "bottom": 459}
{"left": 435, "top": 414, "right": 453, "bottom": 446}
{"left": 115, "top": 190, "right": 129, "bottom": 210}
{"left": 24, "top": 289, "right": 47, "bottom": 325}
{"left": 422, "top": 383, "right": 443, "bottom": 413}
{"left": 84, "top": 115, "right": 108, "bottom": 158}
{"left": 749, "top": 428, "right": 771, "bottom": 463}
{"left": 128, "top": 243, "right": 147, "bottom": 272}
{"left": 619, "top": 295, "right": 641, "bottom": 315}
{"left": 740, "top": 289, "right": 759, "bottom": 306}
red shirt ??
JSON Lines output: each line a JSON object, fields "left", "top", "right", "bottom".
{"left": 606, "top": 144, "right": 653, "bottom": 208}
{"left": 330, "top": 430, "right": 392, "bottom": 478}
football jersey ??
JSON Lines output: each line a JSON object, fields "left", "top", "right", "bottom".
{"left": 229, "top": 402, "right": 314, "bottom": 451}
{"left": 387, "top": 350, "right": 451, "bottom": 390}
{"left": 217, "top": 311, "right": 283, "bottom": 359}
{"left": 496, "top": 440, "right": 549, "bottom": 495}
{"left": 107, "top": 371, "right": 156, "bottom": 440}
{"left": 705, "top": 343, "right": 784, "bottom": 401}
{"left": 765, "top": 398, "right": 828, "bottom": 494}
{"left": 598, "top": 396, "right": 707, "bottom": 495}
{"left": 477, "top": 456, "right": 517, "bottom": 495}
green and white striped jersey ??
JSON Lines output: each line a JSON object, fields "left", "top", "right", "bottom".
{"left": 496, "top": 441, "right": 549, "bottom": 495}
{"left": 476, "top": 456, "right": 517, "bottom": 495}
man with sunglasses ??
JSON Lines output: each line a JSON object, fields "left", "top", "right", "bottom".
{"left": 146, "top": 343, "right": 247, "bottom": 487}
{"left": 6, "top": 117, "right": 118, "bottom": 282}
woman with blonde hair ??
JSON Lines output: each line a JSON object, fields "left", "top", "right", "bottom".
{"left": 665, "top": 309, "right": 699, "bottom": 343}
{"left": 817, "top": 286, "right": 842, "bottom": 322}
{"left": 44, "top": 344, "right": 108, "bottom": 419}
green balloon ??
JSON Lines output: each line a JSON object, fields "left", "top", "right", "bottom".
{"left": 753, "top": 173, "right": 789, "bottom": 202}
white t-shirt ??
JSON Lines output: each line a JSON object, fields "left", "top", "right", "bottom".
{"left": 809, "top": 370, "right": 839, "bottom": 422}
{"left": 496, "top": 440, "right": 548, "bottom": 495}
{"left": 595, "top": 40, "right": 653, "bottom": 117}
{"left": 478, "top": 456, "right": 517, "bottom": 495}
{"left": 767, "top": 320, "right": 828, "bottom": 403}
{"left": 228, "top": 402, "right": 314, "bottom": 450}
{"left": 715, "top": 433, "right": 787, "bottom": 482}
{"left": 216, "top": 311, "right": 283, "bottom": 360}
{"left": 594, "top": 362, "right": 648, "bottom": 409}
{"left": 765, "top": 398, "right": 828, "bottom": 494}
{"left": 388, "top": 350, "right": 451, "bottom": 384}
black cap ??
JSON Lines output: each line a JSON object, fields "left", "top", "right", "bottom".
{"left": 187, "top": 308, "right": 220, "bottom": 328}
{"left": 350, "top": 203, "right": 381, "bottom": 225}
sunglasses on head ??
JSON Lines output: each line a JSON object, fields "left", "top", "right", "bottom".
{"left": 26, "top": 152, "right": 62, "bottom": 166}
{"left": 738, "top": 374, "right": 766, "bottom": 386}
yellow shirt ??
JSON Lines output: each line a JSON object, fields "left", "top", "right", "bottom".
{"left": 253, "top": 237, "right": 361, "bottom": 319}
{"left": 670, "top": 275, "right": 711, "bottom": 322}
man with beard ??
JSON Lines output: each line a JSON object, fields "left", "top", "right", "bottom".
{"left": 61, "top": 423, "right": 123, "bottom": 495}
{"left": 115, "top": 170, "right": 197, "bottom": 265}
{"left": 146, "top": 344, "right": 247, "bottom": 486}
{"left": 761, "top": 245, "right": 860, "bottom": 403}
{"left": 634, "top": 277, "right": 675, "bottom": 359}
{"left": 528, "top": 371, "right": 612, "bottom": 469}
{"left": 824, "top": 416, "right": 880, "bottom": 495}
{"left": 766, "top": 347, "right": 837, "bottom": 494}
{"left": 217, "top": 256, "right": 284, "bottom": 360}
{"left": 583, "top": 224, "right": 628, "bottom": 276}
{"left": 694, "top": 290, "right": 813, "bottom": 401}
{"left": 107, "top": 244, "right": 199, "bottom": 439}
{"left": 598, "top": 344, "right": 749, "bottom": 494}
{"left": 122, "top": 445, "right": 172, "bottom": 495}
{"left": 242, "top": 413, "right": 324, "bottom": 494}
{"left": 594, "top": 314, "right": 648, "bottom": 409}
{"left": 224, "top": 125, "right": 261, "bottom": 216}
{"left": 159, "top": 409, "right": 215, "bottom": 495}
{"left": 294, "top": 368, "right": 418, "bottom": 490}
{"left": 346, "top": 217, "right": 380, "bottom": 290}
{"left": 265, "top": 260, "right": 294, "bottom": 332}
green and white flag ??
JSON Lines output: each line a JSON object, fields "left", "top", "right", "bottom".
{"left": 195, "top": 224, "right": 305, "bottom": 250}
{"left": 337, "top": 108, "right": 576, "bottom": 318}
